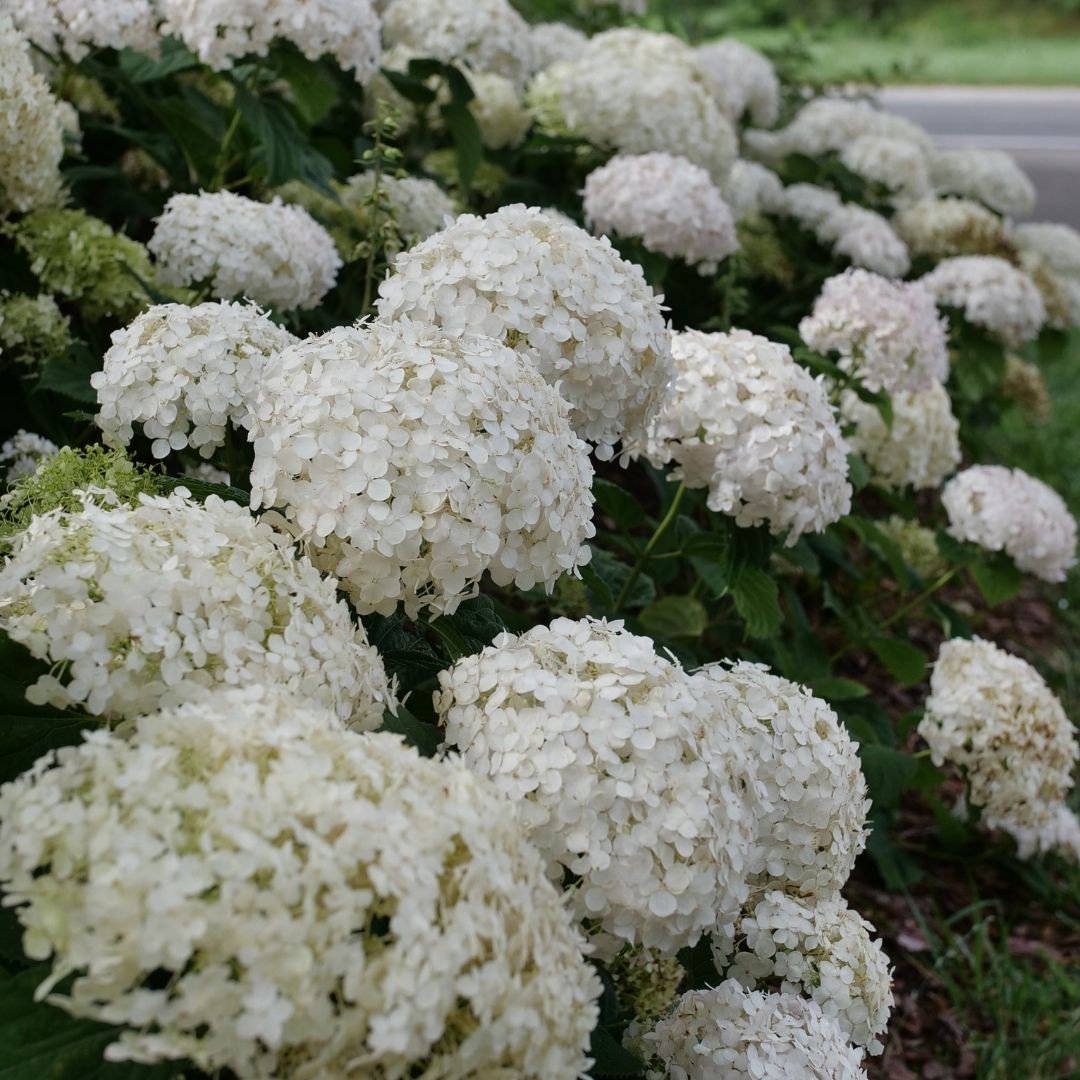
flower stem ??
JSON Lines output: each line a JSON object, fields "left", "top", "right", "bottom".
{"left": 614, "top": 482, "right": 686, "bottom": 613}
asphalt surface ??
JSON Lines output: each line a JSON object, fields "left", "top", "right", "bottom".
{"left": 876, "top": 86, "right": 1080, "bottom": 226}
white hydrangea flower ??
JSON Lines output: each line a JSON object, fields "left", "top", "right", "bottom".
{"left": 941, "top": 464, "right": 1077, "bottom": 582}
{"left": 691, "top": 662, "right": 870, "bottom": 900}
{"left": 376, "top": 204, "right": 673, "bottom": 459}
{"left": 381, "top": 0, "right": 533, "bottom": 89}
{"left": 529, "top": 21, "right": 587, "bottom": 72}
{"left": 645, "top": 330, "right": 852, "bottom": 544}
{"left": 583, "top": 152, "right": 738, "bottom": 274}
{"left": 187, "top": 461, "right": 230, "bottom": 486}
{"left": 1006, "top": 801, "right": 1080, "bottom": 863}
{"left": 920, "top": 255, "right": 1046, "bottom": 347}
{"left": 877, "top": 515, "right": 946, "bottom": 579}
{"left": 841, "top": 383, "right": 961, "bottom": 491}
{"left": 0, "top": 16, "right": 65, "bottom": 213}
{"left": 5, "top": 0, "right": 158, "bottom": 60}
{"left": 249, "top": 319, "right": 595, "bottom": 617}
{"left": 800, "top": 269, "right": 949, "bottom": 393}
{"left": 460, "top": 69, "right": 531, "bottom": 149}
{"left": 695, "top": 38, "right": 780, "bottom": 127}
{"left": 723, "top": 159, "right": 785, "bottom": 221}
{"left": 0, "top": 489, "right": 393, "bottom": 727}
{"left": 339, "top": 171, "right": 457, "bottom": 243}
{"left": 92, "top": 301, "right": 297, "bottom": 459}
{"left": 435, "top": 617, "right": 763, "bottom": 957}
{"left": 158, "top": 0, "right": 380, "bottom": 81}
{"left": 1018, "top": 249, "right": 1080, "bottom": 331}
{"left": 839, "top": 134, "right": 931, "bottom": 202}
{"left": 0, "top": 430, "right": 59, "bottom": 481}
{"left": 893, "top": 195, "right": 1011, "bottom": 259}
{"left": 929, "top": 147, "right": 1036, "bottom": 217}
{"left": 526, "top": 29, "right": 738, "bottom": 182}
{"left": 640, "top": 981, "right": 869, "bottom": 1080}
{"left": 744, "top": 98, "right": 930, "bottom": 165}
{"left": 920, "top": 637, "right": 1080, "bottom": 857}
{"left": 0, "top": 688, "right": 600, "bottom": 1078}
{"left": 1010, "top": 221, "right": 1080, "bottom": 277}
{"left": 149, "top": 191, "right": 342, "bottom": 311}
{"left": 725, "top": 892, "right": 894, "bottom": 1055}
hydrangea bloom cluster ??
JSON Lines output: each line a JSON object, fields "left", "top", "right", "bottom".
{"left": 149, "top": 192, "right": 341, "bottom": 311}
{"left": 1019, "top": 249, "right": 1080, "bottom": 330}
{"left": 1008, "top": 222, "right": 1080, "bottom": 330}
{"left": 921, "top": 256, "right": 1046, "bottom": 347}
{"left": 692, "top": 662, "right": 870, "bottom": 899}
{"left": 340, "top": 172, "right": 457, "bottom": 243}
{"left": 919, "top": 637, "right": 1080, "bottom": 858}
{"left": 929, "top": 147, "right": 1036, "bottom": 217}
{"left": 159, "top": 0, "right": 381, "bottom": 81}
{"left": 381, "top": 0, "right": 533, "bottom": 88}
{"left": 5, "top": 0, "right": 158, "bottom": 60}
{"left": 93, "top": 301, "right": 297, "bottom": 459}
{"left": 799, "top": 268, "right": 950, "bottom": 393}
{"left": 583, "top": 152, "right": 738, "bottom": 274}
{"left": 0, "top": 16, "right": 65, "bottom": 214}
{"left": 249, "top": 319, "right": 594, "bottom": 616}
{"left": 376, "top": 204, "right": 673, "bottom": 459}
{"left": 435, "top": 618, "right": 763, "bottom": 956}
{"left": 646, "top": 330, "right": 852, "bottom": 544}
{"left": 458, "top": 69, "right": 532, "bottom": 149}
{"left": 1011, "top": 221, "right": 1080, "bottom": 277}
{"left": 529, "top": 21, "right": 587, "bottom": 71}
{"left": 0, "top": 291, "right": 71, "bottom": 369}
{"left": 695, "top": 38, "right": 780, "bottom": 127}
{"left": 941, "top": 464, "right": 1077, "bottom": 582}
{"left": 723, "top": 159, "right": 785, "bottom": 220}
{"left": 839, "top": 134, "right": 931, "bottom": 202}
{"left": 893, "top": 196, "right": 1012, "bottom": 260}
{"left": 0, "top": 688, "right": 600, "bottom": 1078}
{"left": 726, "top": 892, "right": 894, "bottom": 1054}
{"left": 0, "top": 489, "right": 393, "bottom": 727}
{"left": 526, "top": 30, "right": 738, "bottom": 182}
{"left": 639, "top": 981, "right": 868, "bottom": 1080}
{"left": 877, "top": 515, "right": 946, "bottom": 579}
{"left": 0, "top": 430, "right": 58, "bottom": 481}
{"left": 841, "top": 383, "right": 961, "bottom": 491}
{"left": 9, "top": 208, "right": 155, "bottom": 320}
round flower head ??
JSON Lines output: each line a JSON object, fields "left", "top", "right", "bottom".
{"left": 435, "top": 617, "right": 762, "bottom": 957}
{"left": 0, "top": 16, "right": 65, "bottom": 213}
{"left": 377, "top": 204, "right": 673, "bottom": 459}
{"left": 0, "top": 430, "right": 58, "bottom": 481}
{"left": 893, "top": 196, "right": 1012, "bottom": 260}
{"left": 919, "top": 637, "right": 1080, "bottom": 857}
{"left": 800, "top": 269, "right": 949, "bottom": 393}
{"left": 159, "top": 0, "right": 380, "bottom": 81}
{"left": 942, "top": 464, "right": 1077, "bottom": 582}
{"left": 459, "top": 69, "right": 531, "bottom": 150}
{"left": 691, "top": 662, "right": 870, "bottom": 899}
{"left": 249, "top": 319, "right": 595, "bottom": 617}
{"left": 527, "top": 30, "right": 738, "bottom": 182}
{"left": 842, "top": 383, "right": 960, "bottom": 491}
{"left": 6, "top": 0, "right": 158, "bottom": 60}
{"left": 93, "top": 301, "right": 297, "bottom": 459}
{"left": 0, "top": 489, "right": 393, "bottom": 727}
{"left": 529, "top": 21, "right": 587, "bottom": 72}
{"left": 839, "top": 134, "right": 931, "bottom": 202}
{"left": 339, "top": 172, "right": 456, "bottom": 244}
{"left": 877, "top": 515, "right": 946, "bottom": 579}
{"left": 639, "top": 981, "right": 868, "bottom": 1080}
{"left": 1018, "top": 249, "right": 1080, "bottom": 331}
{"left": 583, "top": 152, "right": 738, "bottom": 274}
{"left": 646, "top": 330, "right": 852, "bottom": 544}
{"left": 149, "top": 191, "right": 342, "bottom": 311}
{"left": 0, "top": 291, "right": 72, "bottom": 370}
{"left": 381, "top": 0, "right": 533, "bottom": 89}
{"left": 725, "top": 892, "right": 894, "bottom": 1054}
{"left": 695, "top": 38, "right": 780, "bottom": 127}
{"left": 723, "top": 159, "right": 785, "bottom": 220}
{"left": 0, "top": 687, "right": 600, "bottom": 1078}
{"left": 1010, "top": 221, "right": 1080, "bottom": 278}
{"left": 929, "top": 147, "right": 1036, "bottom": 217}
{"left": 920, "top": 255, "right": 1046, "bottom": 347}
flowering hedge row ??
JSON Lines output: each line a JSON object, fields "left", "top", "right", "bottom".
{"left": 0, "top": 0, "right": 1078, "bottom": 1076}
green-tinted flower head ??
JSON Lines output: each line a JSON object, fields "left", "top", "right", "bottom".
{"left": 0, "top": 291, "right": 73, "bottom": 370}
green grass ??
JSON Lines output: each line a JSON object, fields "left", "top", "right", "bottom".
{"left": 725, "top": 3, "right": 1080, "bottom": 85}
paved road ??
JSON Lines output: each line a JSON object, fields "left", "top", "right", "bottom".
{"left": 876, "top": 86, "right": 1080, "bottom": 226}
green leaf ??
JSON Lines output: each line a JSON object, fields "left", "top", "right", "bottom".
{"left": 684, "top": 532, "right": 735, "bottom": 598}
{"left": 846, "top": 452, "right": 870, "bottom": 493}
{"left": 118, "top": 40, "right": 199, "bottom": 83}
{"left": 969, "top": 557, "right": 1024, "bottom": 607}
{"left": 639, "top": 596, "right": 707, "bottom": 640}
{"left": 677, "top": 935, "right": 720, "bottom": 991}
{"left": 441, "top": 100, "right": 483, "bottom": 192}
{"left": 0, "top": 713, "right": 99, "bottom": 787}
{"left": 235, "top": 88, "right": 334, "bottom": 190}
{"left": 588, "top": 1026, "right": 644, "bottom": 1077}
{"left": 858, "top": 744, "right": 918, "bottom": 809}
{"left": 581, "top": 548, "right": 655, "bottom": 613}
{"left": 593, "top": 479, "right": 646, "bottom": 531}
{"left": 813, "top": 677, "right": 869, "bottom": 701}
{"left": 160, "top": 475, "right": 249, "bottom": 507}
{"left": 869, "top": 637, "right": 928, "bottom": 686}
{"left": 731, "top": 566, "right": 781, "bottom": 639}
{"left": 380, "top": 704, "right": 441, "bottom": 757}
{"left": 276, "top": 51, "right": 339, "bottom": 125}
{"left": 35, "top": 356, "right": 99, "bottom": 404}
{"left": 864, "top": 808, "right": 923, "bottom": 888}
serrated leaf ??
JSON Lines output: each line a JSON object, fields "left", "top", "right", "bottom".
{"left": 276, "top": 51, "right": 339, "bottom": 125}
{"left": 118, "top": 40, "right": 199, "bottom": 83}
{"left": 813, "top": 677, "right": 869, "bottom": 701}
{"left": 731, "top": 566, "right": 781, "bottom": 639}
{"left": 638, "top": 596, "right": 707, "bottom": 640}
{"left": 869, "top": 637, "right": 928, "bottom": 686}
{"left": 858, "top": 744, "right": 918, "bottom": 809}
{"left": 35, "top": 356, "right": 98, "bottom": 404}
{"left": 592, "top": 479, "right": 645, "bottom": 531}
{"left": 969, "top": 557, "right": 1024, "bottom": 607}
{"left": 235, "top": 88, "right": 334, "bottom": 191}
